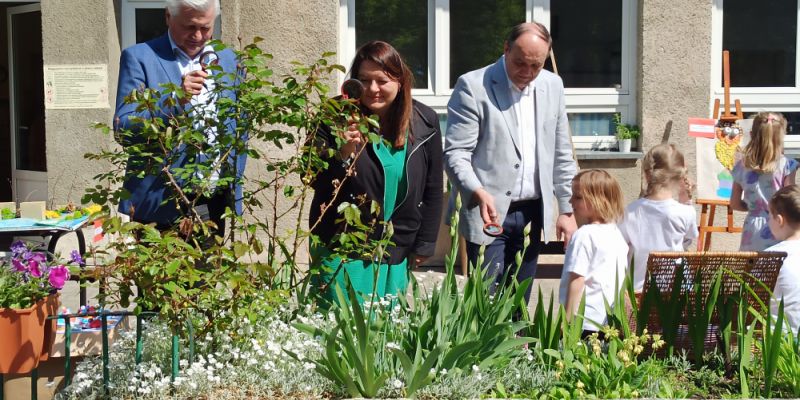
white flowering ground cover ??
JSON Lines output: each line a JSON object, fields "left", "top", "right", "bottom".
{"left": 57, "top": 305, "right": 338, "bottom": 399}
{"left": 54, "top": 300, "right": 564, "bottom": 399}
{"left": 53, "top": 299, "right": 704, "bottom": 399}
{"left": 52, "top": 264, "right": 800, "bottom": 399}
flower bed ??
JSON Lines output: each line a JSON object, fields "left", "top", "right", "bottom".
{"left": 55, "top": 277, "right": 800, "bottom": 399}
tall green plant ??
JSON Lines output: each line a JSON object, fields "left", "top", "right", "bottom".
{"left": 84, "top": 40, "right": 376, "bottom": 338}
{"left": 528, "top": 289, "right": 563, "bottom": 358}
{"left": 686, "top": 269, "right": 721, "bottom": 366}
{"left": 736, "top": 306, "right": 756, "bottom": 398}
{"left": 776, "top": 328, "right": 800, "bottom": 397}
{"left": 293, "top": 194, "right": 533, "bottom": 397}
{"left": 759, "top": 299, "right": 786, "bottom": 397}
{"left": 603, "top": 271, "right": 637, "bottom": 339}
{"left": 394, "top": 194, "right": 532, "bottom": 372}
{"left": 292, "top": 278, "right": 391, "bottom": 398}
{"left": 641, "top": 261, "right": 689, "bottom": 356}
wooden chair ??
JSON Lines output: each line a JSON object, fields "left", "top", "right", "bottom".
{"left": 639, "top": 251, "right": 786, "bottom": 354}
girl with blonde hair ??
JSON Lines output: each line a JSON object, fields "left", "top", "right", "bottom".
{"left": 731, "top": 112, "right": 798, "bottom": 250}
{"left": 619, "top": 143, "right": 698, "bottom": 291}
{"left": 559, "top": 169, "right": 629, "bottom": 336}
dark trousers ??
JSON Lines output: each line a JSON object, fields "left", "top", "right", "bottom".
{"left": 466, "top": 198, "right": 543, "bottom": 303}
{"left": 136, "top": 190, "right": 229, "bottom": 313}
{"left": 192, "top": 190, "right": 228, "bottom": 238}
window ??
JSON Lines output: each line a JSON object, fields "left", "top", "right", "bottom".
{"left": 712, "top": 0, "right": 800, "bottom": 146}
{"left": 339, "top": 0, "right": 638, "bottom": 149}
{"left": 121, "top": 0, "right": 221, "bottom": 49}
{"left": 354, "top": 0, "right": 428, "bottom": 88}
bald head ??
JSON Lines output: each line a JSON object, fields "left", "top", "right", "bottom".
{"left": 506, "top": 22, "right": 552, "bottom": 51}
{"left": 503, "top": 23, "right": 551, "bottom": 89}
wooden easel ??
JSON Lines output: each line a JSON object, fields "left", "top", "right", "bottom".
{"left": 696, "top": 50, "right": 743, "bottom": 251}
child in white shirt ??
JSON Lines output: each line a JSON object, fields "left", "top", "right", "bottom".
{"left": 559, "top": 169, "right": 629, "bottom": 335}
{"left": 765, "top": 185, "right": 800, "bottom": 335}
{"left": 619, "top": 143, "right": 698, "bottom": 292}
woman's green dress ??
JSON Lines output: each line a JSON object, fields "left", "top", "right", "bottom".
{"left": 311, "top": 137, "right": 409, "bottom": 304}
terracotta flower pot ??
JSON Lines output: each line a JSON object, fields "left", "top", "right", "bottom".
{"left": 0, "top": 294, "right": 59, "bottom": 374}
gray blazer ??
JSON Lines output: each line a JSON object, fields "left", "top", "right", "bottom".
{"left": 444, "top": 56, "right": 577, "bottom": 245}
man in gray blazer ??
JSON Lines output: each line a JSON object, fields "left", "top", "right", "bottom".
{"left": 444, "top": 22, "right": 578, "bottom": 302}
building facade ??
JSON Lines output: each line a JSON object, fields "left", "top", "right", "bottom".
{"left": 2, "top": 0, "right": 799, "bottom": 252}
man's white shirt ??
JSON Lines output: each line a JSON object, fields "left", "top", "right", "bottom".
{"left": 168, "top": 32, "right": 219, "bottom": 185}
{"left": 502, "top": 56, "right": 540, "bottom": 201}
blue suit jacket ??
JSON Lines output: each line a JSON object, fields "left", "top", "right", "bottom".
{"left": 114, "top": 33, "right": 246, "bottom": 225}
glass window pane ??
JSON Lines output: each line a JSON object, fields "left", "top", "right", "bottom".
{"left": 784, "top": 112, "right": 800, "bottom": 136}
{"left": 135, "top": 8, "right": 167, "bottom": 44}
{"left": 723, "top": 1, "right": 796, "bottom": 87}
{"left": 449, "top": 0, "right": 525, "bottom": 88}
{"left": 550, "top": 0, "right": 622, "bottom": 88}
{"left": 568, "top": 113, "right": 615, "bottom": 136}
{"left": 356, "top": 0, "right": 428, "bottom": 89}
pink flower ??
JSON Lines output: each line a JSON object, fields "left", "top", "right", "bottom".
{"left": 11, "top": 259, "right": 26, "bottom": 272}
{"left": 48, "top": 265, "right": 70, "bottom": 290}
{"left": 29, "top": 259, "right": 42, "bottom": 278}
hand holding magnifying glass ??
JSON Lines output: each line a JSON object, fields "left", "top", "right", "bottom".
{"left": 337, "top": 79, "right": 365, "bottom": 159}
{"left": 180, "top": 51, "right": 219, "bottom": 104}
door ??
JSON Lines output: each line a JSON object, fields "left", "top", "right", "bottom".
{"left": 8, "top": 3, "right": 45, "bottom": 202}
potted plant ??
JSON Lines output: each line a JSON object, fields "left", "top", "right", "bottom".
{"left": 614, "top": 113, "right": 640, "bottom": 152}
{"left": 0, "top": 241, "right": 74, "bottom": 373}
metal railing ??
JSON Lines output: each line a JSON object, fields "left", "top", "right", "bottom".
{"left": 0, "top": 311, "right": 193, "bottom": 400}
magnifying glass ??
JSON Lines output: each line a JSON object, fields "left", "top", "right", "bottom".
{"left": 199, "top": 51, "right": 220, "bottom": 71}
{"left": 483, "top": 222, "right": 503, "bottom": 237}
{"left": 341, "top": 78, "right": 364, "bottom": 101}
{"left": 196, "top": 51, "right": 220, "bottom": 91}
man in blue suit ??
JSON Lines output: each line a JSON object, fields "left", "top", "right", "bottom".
{"left": 114, "top": 0, "right": 245, "bottom": 235}
{"left": 444, "top": 22, "right": 578, "bottom": 303}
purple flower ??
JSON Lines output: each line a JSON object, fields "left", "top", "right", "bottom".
{"left": 29, "top": 259, "right": 42, "bottom": 278}
{"left": 29, "top": 252, "right": 46, "bottom": 264}
{"left": 11, "top": 259, "right": 26, "bottom": 272}
{"left": 48, "top": 265, "right": 70, "bottom": 290}
{"left": 70, "top": 250, "right": 84, "bottom": 265}
{"left": 10, "top": 240, "right": 26, "bottom": 257}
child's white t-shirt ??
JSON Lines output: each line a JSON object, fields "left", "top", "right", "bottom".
{"left": 767, "top": 239, "right": 800, "bottom": 335}
{"left": 619, "top": 198, "right": 698, "bottom": 291}
{"left": 559, "top": 223, "right": 629, "bottom": 331}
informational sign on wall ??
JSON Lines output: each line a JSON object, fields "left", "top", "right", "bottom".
{"left": 43, "top": 64, "right": 109, "bottom": 109}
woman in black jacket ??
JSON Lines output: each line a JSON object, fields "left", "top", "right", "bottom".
{"left": 309, "top": 40, "right": 443, "bottom": 303}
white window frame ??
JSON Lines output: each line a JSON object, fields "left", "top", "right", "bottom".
{"left": 338, "top": 0, "right": 638, "bottom": 150}
{"left": 121, "top": 0, "right": 221, "bottom": 49}
{"left": 710, "top": 0, "right": 800, "bottom": 146}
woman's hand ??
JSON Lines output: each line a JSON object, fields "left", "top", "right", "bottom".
{"left": 411, "top": 254, "right": 429, "bottom": 267}
{"left": 339, "top": 119, "right": 363, "bottom": 160}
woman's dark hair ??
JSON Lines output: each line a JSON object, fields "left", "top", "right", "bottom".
{"left": 350, "top": 40, "right": 414, "bottom": 148}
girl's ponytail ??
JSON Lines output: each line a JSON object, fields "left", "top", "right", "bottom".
{"left": 744, "top": 112, "right": 787, "bottom": 173}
